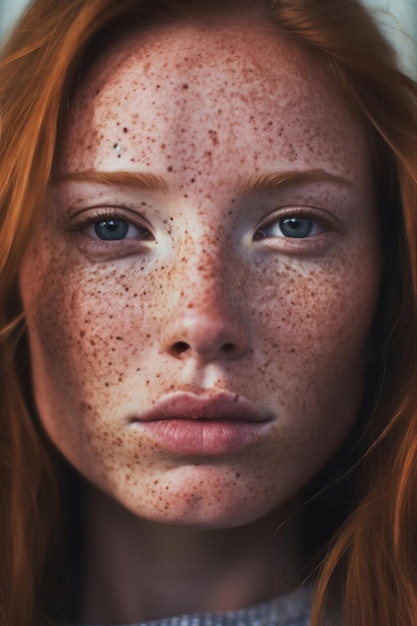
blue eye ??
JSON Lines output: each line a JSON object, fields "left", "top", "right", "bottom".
{"left": 255, "top": 215, "right": 322, "bottom": 240}
{"left": 94, "top": 219, "right": 129, "bottom": 240}
{"left": 279, "top": 216, "right": 314, "bottom": 238}
{"left": 87, "top": 218, "right": 153, "bottom": 241}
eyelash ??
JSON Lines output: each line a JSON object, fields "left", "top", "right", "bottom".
{"left": 72, "top": 208, "right": 154, "bottom": 243}
{"left": 253, "top": 207, "right": 332, "bottom": 242}
{"left": 70, "top": 205, "right": 332, "bottom": 253}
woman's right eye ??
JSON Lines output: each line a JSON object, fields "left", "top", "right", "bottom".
{"left": 83, "top": 217, "right": 154, "bottom": 242}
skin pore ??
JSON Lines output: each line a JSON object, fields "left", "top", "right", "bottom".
{"left": 19, "top": 18, "right": 382, "bottom": 624}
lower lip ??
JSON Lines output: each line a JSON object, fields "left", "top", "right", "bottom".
{"left": 134, "top": 420, "right": 268, "bottom": 455}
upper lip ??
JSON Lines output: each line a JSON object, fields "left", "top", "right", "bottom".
{"left": 136, "top": 392, "right": 272, "bottom": 423}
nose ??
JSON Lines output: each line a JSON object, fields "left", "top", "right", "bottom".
{"left": 161, "top": 270, "right": 250, "bottom": 364}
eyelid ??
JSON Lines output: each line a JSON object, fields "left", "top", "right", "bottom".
{"left": 255, "top": 205, "right": 339, "bottom": 235}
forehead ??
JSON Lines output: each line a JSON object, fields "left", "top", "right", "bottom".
{"left": 58, "top": 20, "right": 371, "bottom": 188}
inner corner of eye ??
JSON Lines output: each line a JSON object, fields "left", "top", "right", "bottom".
{"left": 253, "top": 228, "right": 267, "bottom": 241}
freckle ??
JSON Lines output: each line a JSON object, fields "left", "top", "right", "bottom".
{"left": 123, "top": 127, "right": 129, "bottom": 133}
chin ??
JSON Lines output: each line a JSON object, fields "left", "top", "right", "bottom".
{"left": 107, "top": 476, "right": 279, "bottom": 530}
{"left": 137, "top": 501, "right": 274, "bottom": 530}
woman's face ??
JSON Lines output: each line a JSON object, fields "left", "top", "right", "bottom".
{"left": 20, "top": 21, "right": 381, "bottom": 528}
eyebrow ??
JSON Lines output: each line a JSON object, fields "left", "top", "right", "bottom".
{"left": 53, "top": 168, "right": 353, "bottom": 194}
{"left": 238, "top": 169, "right": 354, "bottom": 194}
{"left": 53, "top": 169, "right": 168, "bottom": 192}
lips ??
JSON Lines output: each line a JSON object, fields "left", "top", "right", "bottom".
{"left": 131, "top": 392, "right": 272, "bottom": 455}
{"left": 138, "top": 392, "right": 270, "bottom": 423}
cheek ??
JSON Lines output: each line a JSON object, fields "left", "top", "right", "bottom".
{"left": 253, "top": 251, "right": 377, "bottom": 361}
{"left": 19, "top": 242, "right": 155, "bottom": 459}
{"left": 24, "top": 259, "right": 154, "bottom": 391}
{"left": 247, "top": 246, "right": 380, "bottom": 430}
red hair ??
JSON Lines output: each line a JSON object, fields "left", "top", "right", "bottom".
{"left": 0, "top": 1, "right": 416, "bottom": 624}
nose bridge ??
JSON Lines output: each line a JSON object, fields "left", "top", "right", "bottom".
{"left": 185, "top": 241, "right": 229, "bottom": 309}
{"left": 161, "top": 234, "right": 250, "bottom": 362}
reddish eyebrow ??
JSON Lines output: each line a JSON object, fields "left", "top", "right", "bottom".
{"left": 53, "top": 168, "right": 352, "bottom": 195}
{"left": 238, "top": 169, "right": 354, "bottom": 194}
{"left": 53, "top": 169, "right": 168, "bottom": 192}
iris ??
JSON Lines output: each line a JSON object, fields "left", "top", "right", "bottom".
{"left": 94, "top": 219, "right": 129, "bottom": 240}
{"left": 279, "top": 217, "right": 313, "bottom": 238}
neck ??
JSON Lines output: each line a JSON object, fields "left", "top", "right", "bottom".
{"left": 77, "top": 483, "right": 303, "bottom": 624}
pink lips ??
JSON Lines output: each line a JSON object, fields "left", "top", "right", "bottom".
{"left": 131, "top": 392, "right": 271, "bottom": 455}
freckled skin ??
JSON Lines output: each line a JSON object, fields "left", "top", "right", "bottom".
{"left": 19, "top": 22, "right": 381, "bottom": 528}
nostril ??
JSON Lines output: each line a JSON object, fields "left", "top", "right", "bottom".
{"left": 170, "top": 341, "right": 190, "bottom": 357}
{"left": 169, "top": 340, "right": 238, "bottom": 359}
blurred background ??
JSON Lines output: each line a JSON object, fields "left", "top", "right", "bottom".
{"left": 0, "top": 0, "right": 416, "bottom": 75}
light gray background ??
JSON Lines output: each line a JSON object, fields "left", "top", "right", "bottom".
{"left": 0, "top": 0, "right": 416, "bottom": 75}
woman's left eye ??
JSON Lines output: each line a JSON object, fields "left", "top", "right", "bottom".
{"left": 254, "top": 215, "right": 323, "bottom": 240}
{"left": 84, "top": 218, "right": 154, "bottom": 241}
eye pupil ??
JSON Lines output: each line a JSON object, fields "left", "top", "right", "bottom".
{"left": 94, "top": 219, "right": 129, "bottom": 240}
{"left": 279, "top": 216, "right": 313, "bottom": 238}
